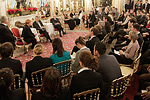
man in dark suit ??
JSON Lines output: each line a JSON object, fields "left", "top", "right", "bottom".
{"left": 138, "top": 11, "right": 148, "bottom": 28}
{"left": 94, "top": 42, "right": 122, "bottom": 100}
{"left": 33, "top": 16, "right": 52, "bottom": 42}
{"left": 0, "top": 16, "right": 16, "bottom": 47}
{"left": 0, "top": 42, "right": 23, "bottom": 77}
{"left": 86, "top": 27, "right": 100, "bottom": 54}
{"left": 143, "top": 0, "right": 150, "bottom": 13}
{"left": 26, "top": 44, "right": 52, "bottom": 87}
{"left": 86, "top": 11, "right": 96, "bottom": 28}
{"left": 125, "top": 0, "right": 131, "bottom": 12}
{"left": 96, "top": 8, "right": 103, "bottom": 24}
{"left": 50, "top": 15, "right": 66, "bottom": 37}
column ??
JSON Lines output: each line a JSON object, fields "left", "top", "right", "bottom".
{"left": 63, "top": 0, "right": 66, "bottom": 10}
{"left": 50, "top": 0, "right": 55, "bottom": 16}
{"left": 0, "top": 0, "right": 6, "bottom": 17}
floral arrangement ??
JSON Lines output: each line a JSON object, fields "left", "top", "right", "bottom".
{"left": 27, "top": 7, "right": 33, "bottom": 12}
{"left": 7, "top": 9, "right": 15, "bottom": 15}
{"left": 15, "top": 9, "right": 22, "bottom": 14}
{"left": 33, "top": 7, "right": 37, "bottom": 11}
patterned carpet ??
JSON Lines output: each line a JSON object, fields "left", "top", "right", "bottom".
{"left": 14, "top": 30, "right": 139, "bottom": 100}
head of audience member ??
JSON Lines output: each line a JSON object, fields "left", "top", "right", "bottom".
{"left": 115, "top": 8, "right": 118, "bottom": 12}
{"left": 25, "top": 19, "right": 32, "bottom": 27}
{"left": 0, "top": 16, "right": 8, "bottom": 25}
{"left": 52, "top": 38, "right": 65, "bottom": 57}
{"left": 98, "top": 8, "right": 102, "bottom": 13}
{"left": 75, "top": 36, "right": 86, "bottom": 49}
{"left": 63, "top": 10, "right": 67, "bottom": 14}
{"left": 103, "top": 15, "right": 109, "bottom": 22}
{"left": 0, "top": 68, "right": 14, "bottom": 99}
{"left": 94, "top": 42, "right": 106, "bottom": 58}
{"left": 56, "top": 7, "right": 58, "bottom": 10}
{"left": 41, "top": 67, "right": 61, "bottom": 98}
{"left": 132, "top": 23, "right": 140, "bottom": 32}
{"left": 105, "top": 21, "right": 111, "bottom": 34}
{"left": 128, "top": 31, "right": 138, "bottom": 43}
{"left": 98, "top": 21, "right": 105, "bottom": 28}
{"left": 136, "top": 10, "right": 141, "bottom": 16}
{"left": 90, "top": 11, "right": 93, "bottom": 15}
{"left": 128, "top": 18, "right": 137, "bottom": 28}
{"left": 124, "top": 11, "right": 130, "bottom": 17}
{"left": 53, "top": 15, "right": 57, "bottom": 19}
{"left": 90, "top": 27, "right": 99, "bottom": 37}
{"left": 81, "top": 7, "right": 83, "bottom": 11}
{"left": 79, "top": 50, "right": 98, "bottom": 71}
{"left": 140, "top": 10, "right": 145, "bottom": 15}
{"left": 145, "top": 0, "right": 148, "bottom": 3}
{"left": 71, "top": 9, "right": 74, "bottom": 13}
{"left": 127, "top": 0, "right": 130, "bottom": 4}
{"left": 35, "top": 16, "right": 39, "bottom": 22}
{"left": 121, "top": 10, "right": 125, "bottom": 15}
{"left": 0, "top": 42, "right": 14, "bottom": 59}
{"left": 33, "top": 44, "right": 43, "bottom": 56}
{"left": 95, "top": 25, "right": 102, "bottom": 33}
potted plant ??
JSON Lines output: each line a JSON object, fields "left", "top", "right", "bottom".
{"left": 27, "top": 7, "right": 33, "bottom": 12}
{"left": 15, "top": 9, "right": 22, "bottom": 16}
{"left": 33, "top": 7, "right": 37, "bottom": 14}
{"left": 7, "top": 9, "right": 15, "bottom": 17}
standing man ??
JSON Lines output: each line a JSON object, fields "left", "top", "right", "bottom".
{"left": 143, "top": 0, "right": 150, "bottom": 13}
{"left": 0, "top": 16, "right": 16, "bottom": 48}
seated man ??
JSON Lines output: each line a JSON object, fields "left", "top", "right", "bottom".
{"left": 0, "top": 42, "right": 23, "bottom": 77}
{"left": 33, "top": 16, "right": 52, "bottom": 43}
{"left": 94, "top": 42, "right": 122, "bottom": 99}
{"left": 86, "top": 11, "right": 96, "bottom": 28}
{"left": 50, "top": 15, "right": 66, "bottom": 37}
{"left": 0, "top": 16, "right": 16, "bottom": 48}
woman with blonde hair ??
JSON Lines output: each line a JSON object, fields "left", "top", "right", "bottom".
{"left": 26, "top": 44, "right": 52, "bottom": 88}
{"left": 113, "top": 31, "right": 139, "bottom": 64}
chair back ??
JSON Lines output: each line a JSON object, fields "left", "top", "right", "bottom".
{"left": 12, "top": 74, "right": 21, "bottom": 90}
{"left": 53, "top": 59, "right": 72, "bottom": 76}
{"left": 133, "top": 48, "right": 140, "bottom": 60}
{"left": 133, "top": 53, "right": 141, "bottom": 73}
{"left": 11, "top": 28, "right": 21, "bottom": 38}
{"left": 73, "top": 88, "right": 100, "bottom": 100}
{"left": 31, "top": 67, "right": 50, "bottom": 89}
{"left": 111, "top": 74, "right": 131, "bottom": 98}
{"left": 101, "top": 33, "right": 110, "bottom": 44}
{"left": 139, "top": 41, "right": 144, "bottom": 53}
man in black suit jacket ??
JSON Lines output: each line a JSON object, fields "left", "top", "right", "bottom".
{"left": 94, "top": 42, "right": 122, "bottom": 99}
{"left": 26, "top": 44, "right": 52, "bottom": 87}
{"left": 50, "top": 15, "right": 66, "bottom": 37}
{"left": 33, "top": 16, "right": 52, "bottom": 42}
{"left": 138, "top": 11, "right": 148, "bottom": 28}
{"left": 0, "top": 16, "right": 16, "bottom": 47}
{"left": 96, "top": 8, "right": 103, "bottom": 24}
{"left": 0, "top": 42, "right": 23, "bottom": 77}
{"left": 86, "top": 27, "right": 100, "bottom": 54}
{"left": 143, "top": 0, "right": 150, "bottom": 13}
{"left": 86, "top": 11, "right": 96, "bottom": 28}
{"left": 125, "top": 0, "right": 131, "bottom": 12}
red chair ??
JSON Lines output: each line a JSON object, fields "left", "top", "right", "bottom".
{"left": 54, "top": 28, "right": 59, "bottom": 35}
{"left": 11, "top": 28, "right": 31, "bottom": 52}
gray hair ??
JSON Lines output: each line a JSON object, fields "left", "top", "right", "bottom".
{"left": 1, "top": 16, "right": 7, "bottom": 23}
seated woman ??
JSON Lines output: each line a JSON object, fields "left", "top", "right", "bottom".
{"left": 112, "top": 31, "right": 140, "bottom": 64}
{"left": 49, "top": 38, "right": 71, "bottom": 75}
{"left": 70, "top": 50, "right": 104, "bottom": 99}
{"left": 0, "top": 68, "right": 26, "bottom": 100}
{"left": 63, "top": 10, "right": 76, "bottom": 30}
{"left": 22, "top": 19, "right": 37, "bottom": 49}
{"left": 31, "top": 67, "right": 71, "bottom": 100}
{"left": 70, "top": 10, "right": 80, "bottom": 26}
{"left": 71, "top": 37, "right": 90, "bottom": 73}
{"left": 26, "top": 44, "right": 52, "bottom": 88}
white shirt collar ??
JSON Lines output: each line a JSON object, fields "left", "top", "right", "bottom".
{"left": 137, "top": 32, "right": 140, "bottom": 34}
{"left": 80, "top": 46, "right": 87, "bottom": 50}
{"left": 90, "top": 35, "right": 96, "bottom": 40}
{"left": 2, "top": 23, "right": 7, "bottom": 26}
{"left": 78, "top": 67, "right": 90, "bottom": 73}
